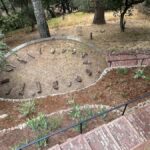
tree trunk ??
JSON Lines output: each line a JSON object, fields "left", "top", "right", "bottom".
{"left": 0, "top": 0, "right": 9, "bottom": 16}
{"left": 31, "top": 0, "right": 50, "bottom": 38}
{"left": 120, "top": 13, "right": 125, "bottom": 32}
{"left": 93, "top": 1, "right": 106, "bottom": 24}
{"left": 9, "top": 0, "right": 16, "bottom": 13}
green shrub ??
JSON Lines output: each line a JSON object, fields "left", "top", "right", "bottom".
{"left": 117, "top": 68, "right": 128, "bottom": 75}
{"left": 19, "top": 101, "right": 36, "bottom": 117}
{"left": 69, "top": 103, "right": 94, "bottom": 131}
{"left": 134, "top": 69, "right": 146, "bottom": 79}
{"left": 27, "top": 113, "right": 62, "bottom": 148}
{"left": 0, "top": 14, "right": 24, "bottom": 33}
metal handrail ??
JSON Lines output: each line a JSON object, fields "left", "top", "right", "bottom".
{"left": 17, "top": 92, "right": 150, "bottom": 150}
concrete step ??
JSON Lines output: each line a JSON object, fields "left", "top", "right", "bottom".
{"left": 84, "top": 124, "right": 121, "bottom": 150}
{"left": 60, "top": 135, "right": 92, "bottom": 150}
{"left": 132, "top": 140, "right": 150, "bottom": 150}
{"left": 107, "top": 116, "right": 144, "bottom": 150}
{"left": 125, "top": 105, "right": 150, "bottom": 140}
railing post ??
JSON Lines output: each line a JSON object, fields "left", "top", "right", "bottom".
{"left": 80, "top": 123, "right": 83, "bottom": 134}
{"left": 122, "top": 104, "right": 128, "bottom": 116}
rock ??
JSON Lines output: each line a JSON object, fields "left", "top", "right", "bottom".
{"left": 83, "top": 60, "right": 92, "bottom": 65}
{"left": 0, "top": 78, "right": 10, "bottom": 85}
{"left": 53, "top": 81, "right": 59, "bottom": 90}
{"left": 75, "top": 76, "right": 82, "bottom": 82}
{"left": 67, "top": 82, "right": 72, "bottom": 87}
{"left": 82, "top": 52, "right": 88, "bottom": 58}
{"left": 62, "top": 49, "right": 67, "bottom": 53}
{"left": 50, "top": 49, "right": 55, "bottom": 54}
{"left": 100, "top": 29, "right": 105, "bottom": 33}
{"left": 86, "top": 69, "right": 92, "bottom": 76}
{"left": 72, "top": 49, "right": 76, "bottom": 55}
{"left": 0, "top": 114, "right": 8, "bottom": 119}
{"left": 5, "top": 67, "right": 14, "bottom": 72}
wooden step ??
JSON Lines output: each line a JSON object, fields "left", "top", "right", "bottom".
{"left": 84, "top": 124, "right": 121, "bottom": 150}
{"left": 125, "top": 105, "right": 150, "bottom": 140}
{"left": 107, "top": 116, "right": 144, "bottom": 150}
{"left": 60, "top": 135, "right": 92, "bottom": 150}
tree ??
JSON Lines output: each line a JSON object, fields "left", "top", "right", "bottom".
{"left": 0, "top": 0, "right": 9, "bottom": 15}
{"left": 31, "top": 0, "right": 50, "bottom": 38}
{"left": 113, "top": 0, "right": 145, "bottom": 32}
{"left": 93, "top": 0, "right": 106, "bottom": 24}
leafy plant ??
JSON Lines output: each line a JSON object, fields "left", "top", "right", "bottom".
{"left": 27, "top": 113, "right": 62, "bottom": 148}
{"left": 19, "top": 101, "right": 36, "bottom": 116}
{"left": 134, "top": 69, "right": 146, "bottom": 79}
{"left": 69, "top": 103, "right": 94, "bottom": 131}
{"left": 10, "top": 140, "right": 28, "bottom": 150}
{"left": 117, "top": 68, "right": 128, "bottom": 75}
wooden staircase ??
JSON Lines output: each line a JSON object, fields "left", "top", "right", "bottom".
{"left": 48, "top": 104, "right": 150, "bottom": 150}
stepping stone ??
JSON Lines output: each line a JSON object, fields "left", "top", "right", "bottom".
{"left": 67, "top": 81, "right": 72, "bottom": 87}
{"left": 86, "top": 69, "right": 92, "bottom": 76}
{"left": 48, "top": 144, "right": 61, "bottom": 150}
{"left": 0, "top": 78, "right": 10, "bottom": 85}
{"left": 51, "top": 49, "right": 55, "bottom": 54}
{"left": 85, "top": 125, "right": 121, "bottom": 150}
{"left": 53, "top": 81, "right": 59, "bottom": 90}
{"left": 83, "top": 60, "right": 92, "bottom": 65}
{"left": 75, "top": 76, "right": 82, "bottom": 82}
{"left": 60, "top": 135, "right": 92, "bottom": 150}
{"left": 72, "top": 49, "right": 76, "bottom": 55}
{"left": 5, "top": 88, "right": 12, "bottom": 95}
{"left": 62, "top": 49, "right": 67, "bottom": 53}
{"left": 125, "top": 105, "right": 150, "bottom": 140}
{"left": 107, "top": 116, "right": 144, "bottom": 150}
{"left": 82, "top": 52, "right": 88, "bottom": 58}
{"left": 5, "top": 67, "right": 14, "bottom": 72}
{"left": 17, "top": 58, "right": 27, "bottom": 64}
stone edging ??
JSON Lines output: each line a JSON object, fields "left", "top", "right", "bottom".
{"left": 0, "top": 35, "right": 148, "bottom": 102}
{"left": 0, "top": 104, "right": 115, "bottom": 134}
{"left": 0, "top": 64, "right": 147, "bottom": 102}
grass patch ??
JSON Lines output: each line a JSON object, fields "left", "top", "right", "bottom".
{"left": 48, "top": 12, "right": 90, "bottom": 28}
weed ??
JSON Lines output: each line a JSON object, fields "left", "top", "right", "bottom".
{"left": 19, "top": 100, "right": 35, "bottom": 116}
{"left": 134, "top": 69, "right": 146, "bottom": 79}
{"left": 117, "top": 68, "right": 128, "bottom": 75}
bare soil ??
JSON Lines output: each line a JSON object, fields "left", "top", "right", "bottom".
{"left": 0, "top": 40, "right": 106, "bottom": 99}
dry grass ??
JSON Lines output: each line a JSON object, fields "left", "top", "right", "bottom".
{"left": 5, "top": 9, "right": 150, "bottom": 52}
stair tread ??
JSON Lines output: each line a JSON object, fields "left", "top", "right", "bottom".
{"left": 132, "top": 140, "right": 150, "bottom": 150}
{"left": 126, "top": 105, "right": 150, "bottom": 140}
{"left": 47, "top": 144, "right": 61, "bottom": 150}
{"left": 84, "top": 125, "right": 121, "bottom": 150}
{"left": 107, "top": 116, "right": 144, "bottom": 150}
{"left": 60, "top": 135, "right": 92, "bottom": 150}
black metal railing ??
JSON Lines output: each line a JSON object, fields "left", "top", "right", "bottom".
{"left": 17, "top": 92, "right": 150, "bottom": 150}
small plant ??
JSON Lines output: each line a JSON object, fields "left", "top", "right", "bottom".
{"left": 27, "top": 113, "right": 62, "bottom": 148}
{"left": 19, "top": 100, "right": 35, "bottom": 116}
{"left": 98, "top": 106, "right": 107, "bottom": 119}
{"left": 117, "top": 68, "right": 128, "bottom": 75}
{"left": 11, "top": 140, "right": 28, "bottom": 150}
{"left": 134, "top": 69, "right": 146, "bottom": 79}
{"left": 69, "top": 103, "right": 94, "bottom": 131}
